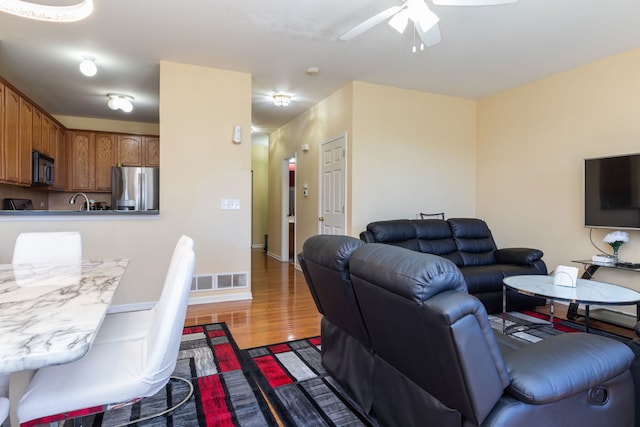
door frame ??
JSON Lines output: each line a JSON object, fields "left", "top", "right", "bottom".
{"left": 281, "top": 153, "right": 296, "bottom": 262}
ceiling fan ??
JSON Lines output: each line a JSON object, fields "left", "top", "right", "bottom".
{"left": 340, "top": 0, "right": 518, "bottom": 51}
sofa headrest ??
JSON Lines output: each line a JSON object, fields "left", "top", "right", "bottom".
{"left": 366, "top": 220, "right": 417, "bottom": 242}
{"left": 448, "top": 218, "right": 491, "bottom": 239}
{"left": 302, "top": 235, "right": 364, "bottom": 272}
{"left": 350, "top": 243, "right": 467, "bottom": 302}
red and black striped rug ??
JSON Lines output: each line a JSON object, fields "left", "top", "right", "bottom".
{"left": 67, "top": 322, "right": 278, "bottom": 427}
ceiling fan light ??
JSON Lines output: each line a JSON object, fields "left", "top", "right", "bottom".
{"left": 79, "top": 56, "right": 97, "bottom": 77}
{"left": 388, "top": 9, "right": 409, "bottom": 34}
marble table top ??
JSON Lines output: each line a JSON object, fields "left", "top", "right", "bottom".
{"left": 504, "top": 274, "right": 640, "bottom": 306}
{"left": 0, "top": 259, "right": 128, "bottom": 374}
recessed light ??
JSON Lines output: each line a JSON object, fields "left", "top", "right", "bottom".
{"left": 79, "top": 56, "right": 97, "bottom": 77}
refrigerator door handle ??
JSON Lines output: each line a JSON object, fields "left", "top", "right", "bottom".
{"left": 139, "top": 172, "right": 146, "bottom": 210}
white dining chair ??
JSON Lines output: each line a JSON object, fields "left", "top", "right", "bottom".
{"left": 0, "top": 397, "right": 9, "bottom": 426}
{"left": 94, "top": 235, "right": 194, "bottom": 344}
{"left": 16, "top": 236, "right": 196, "bottom": 426}
{"left": 12, "top": 231, "right": 82, "bottom": 265}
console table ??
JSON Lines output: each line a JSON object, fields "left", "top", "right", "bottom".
{"left": 568, "top": 260, "right": 640, "bottom": 326}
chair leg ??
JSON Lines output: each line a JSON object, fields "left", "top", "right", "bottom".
{"left": 114, "top": 376, "right": 194, "bottom": 427}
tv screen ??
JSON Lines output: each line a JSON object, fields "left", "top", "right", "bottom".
{"left": 585, "top": 153, "right": 640, "bottom": 229}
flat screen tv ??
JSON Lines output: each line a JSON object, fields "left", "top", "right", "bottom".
{"left": 585, "top": 153, "right": 640, "bottom": 229}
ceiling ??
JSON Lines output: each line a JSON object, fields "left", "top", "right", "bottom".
{"left": 1, "top": 0, "right": 640, "bottom": 134}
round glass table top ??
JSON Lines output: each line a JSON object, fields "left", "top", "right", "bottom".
{"left": 503, "top": 274, "right": 640, "bottom": 306}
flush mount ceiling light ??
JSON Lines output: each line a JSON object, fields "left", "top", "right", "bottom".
{"left": 0, "top": 0, "right": 93, "bottom": 22}
{"left": 273, "top": 94, "right": 291, "bottom": 107}
{"left": 79, "top": 56, "right": 97, "bottom": 77}
{"left": 107, "top": 94, "right": 134, "bottom": 113}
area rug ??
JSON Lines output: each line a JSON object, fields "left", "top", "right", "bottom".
{"left": 45, "top": 322, "right": 278, "bottom": 427}
{"left": 489, "top": 310, "right": 631, "bottom": 344}
{"left": 242, "top": 337, "right": 377, "bottom": 427}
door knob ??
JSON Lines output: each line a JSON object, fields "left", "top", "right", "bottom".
{"left": 319, "top": 216, "right": 325, "bottom": 222}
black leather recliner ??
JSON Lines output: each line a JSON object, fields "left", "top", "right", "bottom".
{"left": 360, "top": 218, "right": 547, "bottom": 313}
{"left": 298, "top": 235, "right": 374, "bottom": 412}
{"left": 301, "top": 235, "right": 636, "bottom": 427}
{"left": 349, "top": 242, "right": 635, "bottom": 427}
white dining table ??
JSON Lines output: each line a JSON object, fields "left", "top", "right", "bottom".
{"left": 0, "top": 259, "right": 128, "bottom": 374}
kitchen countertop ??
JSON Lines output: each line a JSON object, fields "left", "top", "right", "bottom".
{"left": 0, "top": 210, "right": 160, "bottom": 221}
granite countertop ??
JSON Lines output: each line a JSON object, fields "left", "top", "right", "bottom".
{"left": 0, "top": 259, "right": 129, "bottom": 373}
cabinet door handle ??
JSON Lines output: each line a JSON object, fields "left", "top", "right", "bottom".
{"left": 318, "top": 217, "right": 325, "bottom": 222}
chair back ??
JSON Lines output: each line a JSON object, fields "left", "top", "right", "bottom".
{"left": 299, "top": 235, "right": 369, "bottom": 346}
{"left": 350, "top": 243, "right": 510, "bottom": 425}
{"left": 12, "top": 232, "right": 82, "bottom": 264}
{"left": 142, "top": 237, "right": 195, "bottom": 394}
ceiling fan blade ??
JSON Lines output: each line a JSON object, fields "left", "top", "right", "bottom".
{"left": 340, "top": 5, "right": 404, "bottom": 40}
{"left": 416, "top": 22, "right": 441, "bottom": 47}
{"left": 431, "top": 0, "right": 517, "bottom": 5}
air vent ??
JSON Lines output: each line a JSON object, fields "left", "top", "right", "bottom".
{"left": 191, "top": 272, "right": 248, "bottom": 292}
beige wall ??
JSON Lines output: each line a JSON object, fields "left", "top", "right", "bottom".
{"left": 351, "top": 82, "right": 477, "bottom": 233}
{"left": 268, "top": 83, "right": 354, "bottom": 260}
{"left": 251, "top": 134, "right": 269, "bottom": 247}
{"left": 0, "top": 61, "right": 253, "bottom": 306}
{"left": 477, "top": 48, "right": 640, "bottom": 313}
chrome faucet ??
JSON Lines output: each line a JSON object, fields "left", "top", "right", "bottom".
{"left": 69, "top": 193, "right": 90, "bottom": 211}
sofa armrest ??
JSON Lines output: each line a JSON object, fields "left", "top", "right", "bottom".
{"left": 359, "top": 230, "right": 375, "bottom": 243}
{"left": 494, "top": 248, "right": 543, "bottom": 265}
{"left": 504, "top": 333, "right": 633, "bottom": 405}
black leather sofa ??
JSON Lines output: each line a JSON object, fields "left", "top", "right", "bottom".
{"left": 360, "top": 218, "right": 547, "bottom": 313}
{"left": 300, "top": 235, "right": 636, "bottom": 427}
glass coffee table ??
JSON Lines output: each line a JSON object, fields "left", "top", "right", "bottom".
{"left": 502, "top": 275, "right": 640, "bottom": 333}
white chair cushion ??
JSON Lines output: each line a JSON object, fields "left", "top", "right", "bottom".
{"left": 93, "top": 309, "right": 155, "bottom": 344}
{"left": 17, "top": 339, "right": 148, "bottom": 423}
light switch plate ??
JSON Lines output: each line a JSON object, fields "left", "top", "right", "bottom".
{"left": 221, "top": 199, "right": 240, "bottom": 210}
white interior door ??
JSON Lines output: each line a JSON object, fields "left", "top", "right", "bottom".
{"left": 319, "top": 134, "right": 346, "bottom": 235}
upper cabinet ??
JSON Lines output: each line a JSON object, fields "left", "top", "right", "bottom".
{"left": 66, "top": 130, "right": 159, "bottom": 192}
{"left": 50, "top": 122, "right": 65, "bottom": 191}
{"left": 144, "top": 136, "right": 160, "bottom": 167}
{"left": 1, "top": 84, "right": 32, "bottom": 186}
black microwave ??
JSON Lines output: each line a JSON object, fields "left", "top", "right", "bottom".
{"left": 32, "top": 151, "right": 54, "bottom": 186}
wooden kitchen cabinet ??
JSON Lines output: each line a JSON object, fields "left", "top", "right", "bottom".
{"left": 2, "top": 86, "right": 20, "bottom": 184}
{"left": 144, "top": 136, "right": 160, "bottom": 166}
{"left": 95, "top": 132, "right": 116, "bottom": 191}
{"left": 66, "top": 130, "right": 95, "bottom": 191}
{"left": 18, "top": 98, "right": 33, "bottom": 185}
{"left": 50, "top": 122, "right": 66, "bottom": 190}
{"left": 40, "top": 114, "right": 51, "bottom": 156}
{"left": 117, "top": 135, "right": 143, "bottom": 166}
{"left": 0, "top": 83, "right": 4, "bottom": 181}
{"left": 32, "top": 108, "right": 43, "bottom": 154}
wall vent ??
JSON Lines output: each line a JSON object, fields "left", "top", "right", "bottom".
{"left": 191, "top": 272, "right": 248, "bottom": 292}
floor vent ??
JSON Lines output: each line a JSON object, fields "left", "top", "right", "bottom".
{"left": 191, "top": 272, "right": 248, "bottom": 292}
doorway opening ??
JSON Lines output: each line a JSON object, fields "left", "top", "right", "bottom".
{"left": 281, "top": 154, "right": 296, "bottom": 263}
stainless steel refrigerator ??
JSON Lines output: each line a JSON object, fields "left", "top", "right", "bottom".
{"left": 111, "top": 166, "right": 159, "bottom": 211}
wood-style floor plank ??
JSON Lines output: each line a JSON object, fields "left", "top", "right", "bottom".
{"left": 185, "top": 249, "right": 322, "bottom": 349}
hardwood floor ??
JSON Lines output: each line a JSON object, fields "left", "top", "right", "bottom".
{"left": 185, "top": 249, "right": 637, "bottom": 348}
{"left": 184, "top": 249, "right": 322, "bottom": 349}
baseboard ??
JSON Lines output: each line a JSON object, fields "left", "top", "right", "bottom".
{"left": 577, "top": 307, "right": 637, "bottom": 329}
{"left": 188, "top": 292, "right": 253, "bottom": 305}
{"left": 251, "top": 244, "right": 265, "bottom": 249}
{"left": 266, "top": 251, "right": 284, "bottom": 261}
